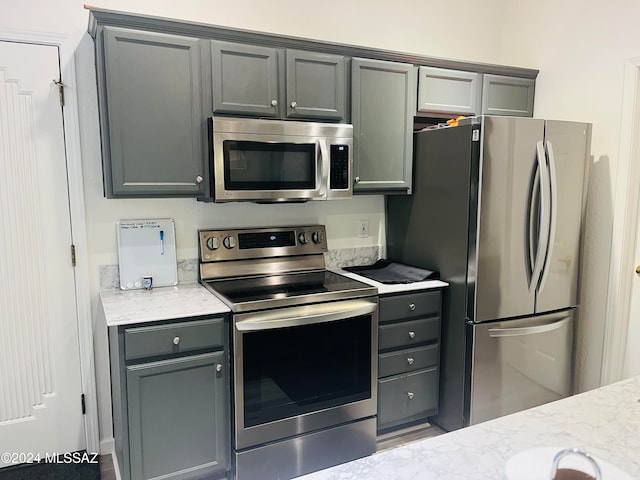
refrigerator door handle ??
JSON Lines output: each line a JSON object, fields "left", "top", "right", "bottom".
{"left": 538, "top": 141, "right": 558, "bottom": 292}
{"left": 528, "top": 168, "right": 540, "bottom": 274}
{"left": 529, "top": 140, "right": 551, "bottom": 294}
{"left": 488, "top": 314, "right": 571, "bottom": 337}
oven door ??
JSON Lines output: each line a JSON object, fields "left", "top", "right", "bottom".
{"left": 233, "top": 297, "right": 378, "bottom": 450}
{"left": 213, "top": 132, "right": 327, "bottom": 202}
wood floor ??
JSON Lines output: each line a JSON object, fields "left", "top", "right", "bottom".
{"left": 98, "top": 423, "right": 444, "bottom": 479}
{"left": 99, "top": 454, "right": 116, "bottom": 480}
{"left": 377, "top": 421, "right": 446, "bottom": 452}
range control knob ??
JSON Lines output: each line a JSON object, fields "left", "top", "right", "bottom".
{"left": 298, "top": 232, "right": 309, "bottom": 245}
{"left": 206, "top": 236, "right": 220, "bottom": 251}
{"left": 312, "top": 231, "right": 325, "bottom": 244}
{"left": 223, "top": 235, "right": 236, "bottom": 249}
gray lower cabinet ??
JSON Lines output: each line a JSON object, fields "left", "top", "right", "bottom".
{"left": 110, "top": 316, "right": 230, "bottom": 480}
{"left": 417, "top": 66, "right": 482, "bottom": 116}
{"left": 377, "top": 290, "right": 441, "bottom": 433}
{"left": 351, "top": 58, "right": 417, "bottom": 194}
{"left": 211, "top": 41, "right": 347, "bottom": 121}
{"left": 98, "top": 27, "right": 209, "bottom": 197}
{"left": 481, "top": 74, "right": 535, "bottom": 117}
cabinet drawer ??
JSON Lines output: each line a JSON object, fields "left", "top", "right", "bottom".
{"left": 125, "top": 318, "right": 224, "bottom": 360}
{"left": 379, "top": 291, "right": 440, "bottom": 322}
{"left": 378, "top": 317, "right": 439, "bottom": 351}
{"left": 378, "top": 344, "right": 439, "bottom": 378}
{"left": 377, "top": 367, "right": 439, "bottom": 428}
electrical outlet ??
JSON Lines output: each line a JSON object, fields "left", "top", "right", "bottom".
{"left": 358, "top": 219, "right": 369, "bottom": 238}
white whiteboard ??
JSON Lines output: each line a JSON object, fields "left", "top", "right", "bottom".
{"left": 117, "top": 219, "right": 178, "bottom": 290}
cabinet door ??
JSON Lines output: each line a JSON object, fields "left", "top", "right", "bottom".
{"left": 126, "top": 352, "right": 228, "bottom": 480}
{"left": 481, "top": 74, "right": 535, "bottom": 117}
{"left": 417, "top": 66, "right": 481, "bottom": 115}
{"left": 352, "top": 58, "right": 417, "bottom": 193}
{"left": 101, "top": 27, "right": 207, "bottom": 197}
{"left": 286, "top": 50, "right": 347, "bottom": 120}
{"left": 211, "top": 41, "right": 280, "bottom": 117}
{"left": 377, "top": 367, "right": 439, "bottom": 431}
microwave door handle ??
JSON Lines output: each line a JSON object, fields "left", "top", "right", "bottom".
{"left": 235, "top": 299, "right": 377, "bottom": 332}
{"left": 318, "top": 138, "right": 329, "bottom": 197}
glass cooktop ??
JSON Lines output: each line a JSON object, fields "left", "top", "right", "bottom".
{"left": 203, "top": 270, "right": 376, "bottom": 312}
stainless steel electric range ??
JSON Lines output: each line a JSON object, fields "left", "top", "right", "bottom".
{"left": 198, "top": 225, "right": 378, "bottom": 480}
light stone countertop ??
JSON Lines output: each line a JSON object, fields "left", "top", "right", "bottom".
{"left": 335, "top": 269, "right": 448, "bottom": 295}
{"left": 100, "top": 282, "right": 230, "bottom": 326}
{"left": 297, "top": 376, "right": 640, "bottom": 480}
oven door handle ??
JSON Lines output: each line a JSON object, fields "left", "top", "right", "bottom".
{"left": 234, "top": 299, "right": 377, "bottom": 332}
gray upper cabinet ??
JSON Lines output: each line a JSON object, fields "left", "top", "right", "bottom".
{"left": 211, "top": 41, "right": 347, "bottom": 121}
{"left": 481, "top": 74, "right": 535, "bottom": 117}
{"left": 211, "top": 41, "right": 280, "bottom": 117}
{"left": 352, "top": 58, "right": 417, "bottom": 194}
{"left": 89, "top": 9, "right": 537, "bottom": 200}
{"left": 417, "top": 66, "right": 481, "bottom": 116}
{"left": 100, "top": 27, "right": 208, "bottom": 197}
{"left": 285, "top": 50, "right": 347, "bottom": 120}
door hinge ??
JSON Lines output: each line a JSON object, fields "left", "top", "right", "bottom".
{"left": 52, "top": 78, "right": 65, "bottom": 107}
{"left": 71, "top": 244, "right": 76, "bottom": 267}
{"left": 81, "top": 394, "right": 86, "bottom": 415}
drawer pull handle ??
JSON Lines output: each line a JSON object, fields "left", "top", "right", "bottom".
{"left": 409, "top": 303, "right": 416, "bottom": 311}
{"left": 407, "top": 392, "right": 415, "bottom": 400}
{"left": 407, "top": 357, "right": 415, "bottom": 365}
{"left": 408, "top": 331, "right": 416, "bottom": 339}
{"left": 173, "top": 336, "right": 180, "bottom": 345}
{"left": 216, "top": 364, "right": 223, "bottom": 373}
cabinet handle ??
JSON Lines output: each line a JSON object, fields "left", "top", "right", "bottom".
{"left": 354, "top": 176, "right": 360, "bottom": 184}
{"left": 408, "top": 331, "right": 416, "bottom": 339}
{"left": 215, "top": 364, "right": 223, "bottom": 373}
{"left": 407, "top": 357, "right": 415, "bottom": 365}
{"left": 271, "top": 99, "right": 278, "bottom": 107}
{"left": 407, "top": 392, "right": 415, "bottom": 400}
{"left": 290, "top": 101, "right": 297, "bottom": 109}
{"left": 173, "top": 336, "right": 180, "bottom": 345}
{"left": 409, "top": 303, "right": 416, "bottom": 311}
{"left": 196, "top": 175, "right": 203, "bottom": 184}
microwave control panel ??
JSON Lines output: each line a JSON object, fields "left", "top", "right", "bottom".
{"left": 330, "top": 145, "right": 350, "bottom": 190}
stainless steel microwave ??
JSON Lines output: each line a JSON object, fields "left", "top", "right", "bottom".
{"left": 210, "top": 116, "right": 353, "bottom": 203}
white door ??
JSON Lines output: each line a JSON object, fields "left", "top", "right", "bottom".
{"left": 624, "top": 201, "right": 640, "bottom": 378}
{"left": 0, "top": 41, "right": 85, "bottom": 464}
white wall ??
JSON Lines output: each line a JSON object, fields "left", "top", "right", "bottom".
{"left": 1, "top": 0, "right": 508, "bottom": 63}
{"left": 1, "top": 0, "right": 515, "bottom": 270}
{"left": 3, "top": 0, "right": 631, "bottom": 445}
{"left": 498, "top": 0, "right": 640, "bottom": 391}
{"left": 1, "top": 0, "right": 512, "bottom": 447}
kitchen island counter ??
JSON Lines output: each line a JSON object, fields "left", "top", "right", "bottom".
{"left": 298, "top": 376, "right": 640, "bottom": 479}
{"left": 100, "top": 282, "right": 229, "bottom": 326}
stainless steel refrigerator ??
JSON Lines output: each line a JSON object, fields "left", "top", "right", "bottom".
{"left": 386, "top": 116, "right": 591, "bottom": 431}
